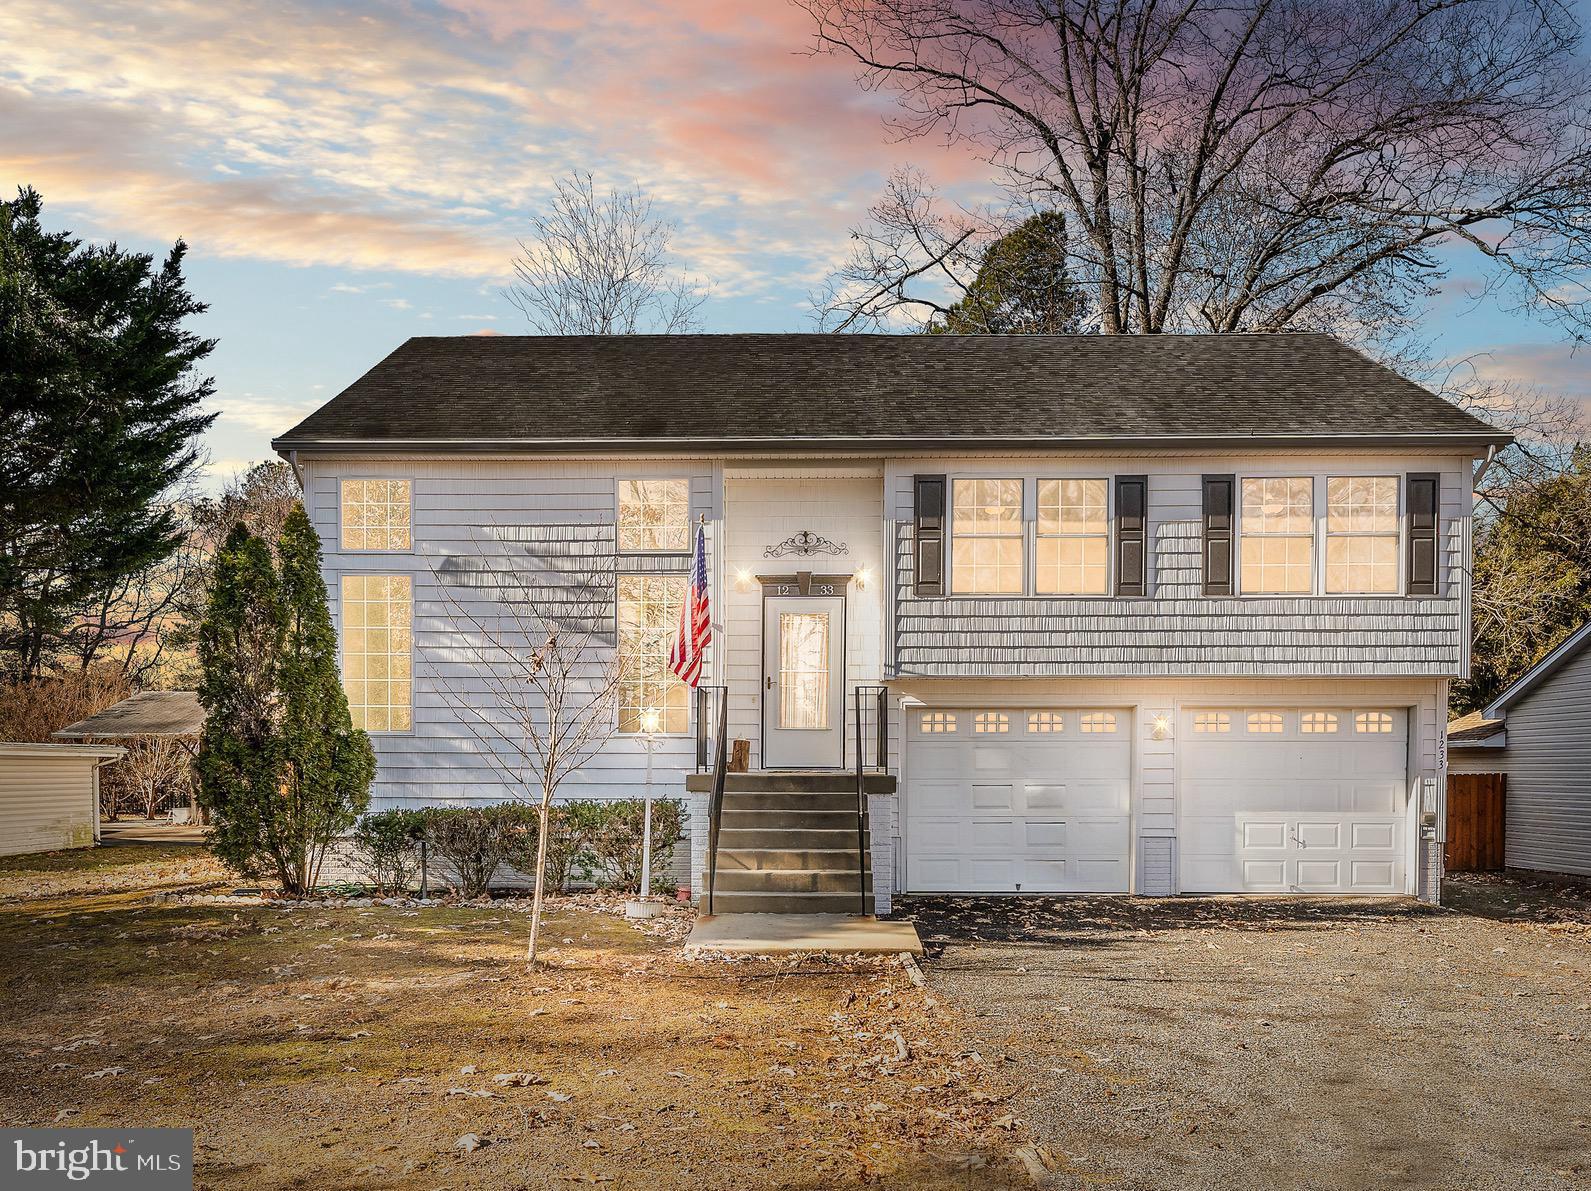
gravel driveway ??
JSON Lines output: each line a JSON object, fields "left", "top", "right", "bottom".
{"left": 899, "top": 875, "right": 1591, "bottom": 1191}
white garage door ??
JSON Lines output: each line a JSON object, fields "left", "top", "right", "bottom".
{"left": 905, "top": 707, "right": 1132, "bottom": 893}
{"left": 1181, "top": 708, "right": 1409, "bottom": 894}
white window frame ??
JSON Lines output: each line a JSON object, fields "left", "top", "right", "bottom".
{"left": 1324, "top": 475, "right": 1402, "bottom": 596}
{"left": 1034, "top": 477, "right": 1112, "bottom": 597}
{"left": 616, "top": 477, "right": 693, "bottom": 556}
{"left": 339, "top": 572, "right": 415, "bottom": 735}
{"left": 949, "top": 477, "right": 1026, "bottom": 596}
{"left": 615, "top": 573, "right": 692, "bottom": 736}
{"left": 1236, "top": 475, "right": 1317, "bottom": 596}
{"left": 339, "top": 477, "right": 413, "bottom": 553}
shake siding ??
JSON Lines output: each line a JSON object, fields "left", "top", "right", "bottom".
{"left": 303, "top": 459, "right": 716, "bottom": 812}
{"left": 1491, "top": 652, "right": 1591, "bottom": 877}
{"left": 885, "top": 455, "right": 1472, "bottom": 677}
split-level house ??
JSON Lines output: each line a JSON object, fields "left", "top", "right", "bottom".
{"left": 273, "top": 333, "right": 1509, "bottom": 913}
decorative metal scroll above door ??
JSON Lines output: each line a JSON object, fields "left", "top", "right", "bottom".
{"left": 764, "top": 530, "right": 848, "bottom": 558}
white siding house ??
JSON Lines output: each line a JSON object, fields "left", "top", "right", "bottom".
{"left": 1447, "top": 621, "right": 1591, "bottom": 878}
{"left": 275, "top": 333, "right": 1510, "bottom": 910}
{"left": 0, "top": 743, "right": 125, "bottom": 857}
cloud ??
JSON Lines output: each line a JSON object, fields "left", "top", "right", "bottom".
{"left": 381, "top": 298, "right": 413, "bottom": 310}
{"left": 216, "top": 395, "right": 321, "bottom": 435}
{"left": 0, "top": 0, "right": 985, "bottom": 290}
{"left": 1462, "top": 342, "right": 1591, "bottom": 400}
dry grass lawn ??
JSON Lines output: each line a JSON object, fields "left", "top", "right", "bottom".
{"left": 0, "top": 845, "right": 1027, "bottom": 1190}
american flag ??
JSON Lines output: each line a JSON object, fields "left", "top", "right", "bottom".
{"left": 668, "top": 521, "right": 710, "bottom": 687}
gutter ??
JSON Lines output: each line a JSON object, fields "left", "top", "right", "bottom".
{"left": 273, "top": 430, "right": 1514, "bottom": 456}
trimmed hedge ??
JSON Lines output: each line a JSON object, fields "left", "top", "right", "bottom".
{"left": 344, "top": 798, "right": 686, "bottom": 897}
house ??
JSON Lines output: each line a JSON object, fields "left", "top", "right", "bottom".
{"left": 1447, "top": 620, "right": 1591, "bottom": 879}
{"left": 272, "top": 332, "right": 1509, "bottom": 911}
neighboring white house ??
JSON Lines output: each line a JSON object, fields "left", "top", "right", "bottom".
{"left": 1448, "top": 620, "right": 1591, "bottom": 879}
{"left": 0, "top": 742, "right": 126, "bottom": 856}
{"left": 272, "top": 332, "right": 1510, "bottom": 910}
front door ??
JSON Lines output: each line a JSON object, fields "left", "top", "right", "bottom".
{"left": 762, "top": 595, "right": 845, "bottom": 768}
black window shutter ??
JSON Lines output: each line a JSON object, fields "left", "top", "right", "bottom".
{"left": 913, "top": 475, "right": 947, "bottom": 597}
{"left": 1407, "top": 473, "right": 1439, "bottom": 596}
{"left": 1202, "top": 475, "right": 1235, "bottom": 596}
{"left": 1115, "top": 475, "right": 1147, "bottom": 596}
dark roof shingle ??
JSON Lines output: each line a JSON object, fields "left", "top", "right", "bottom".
{"left": 53, "top": 691, "right": 204, "bottom": 739}
{"left": 273, "top": 333, "right": 1509, "bottom": 450}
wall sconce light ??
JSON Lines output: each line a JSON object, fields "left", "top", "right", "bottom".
{"left": 734, "top": 568, "right": 754, "bottom": 592}
{"left": 1151, "top": 713, "right": 1173, "bottom": 741}
{"left": 855, "top": 566, "right": 873, "bottom": 591}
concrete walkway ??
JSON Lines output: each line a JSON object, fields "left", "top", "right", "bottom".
{"left": 100, "top": 819, "right": 209, "bottom": 846}
{"left": 684, "top": 913, "right": 923, "bottom": 956}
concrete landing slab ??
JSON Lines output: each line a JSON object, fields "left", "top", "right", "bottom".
{"left": 684, "top": 913, "right": 923, "bottom": 956}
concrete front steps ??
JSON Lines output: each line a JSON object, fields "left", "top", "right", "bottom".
{"left": 684, "top": 771, "right": 895, "bottom": 915}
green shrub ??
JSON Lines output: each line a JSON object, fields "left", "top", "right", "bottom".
{"left": 420, "top": 804, "right": 538, "bottom": 898}
{"left": 587, "top": 798, "right": 685, "bottom": 894}
{"left": 546, "top": 801, "right": 603, "bottom": 891}
{"left": 346, "top": 808, "right": 427, "bottom": 895}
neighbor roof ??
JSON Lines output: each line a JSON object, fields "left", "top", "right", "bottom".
{"left": 272, "top": 333, "right": 1510, "bottom": 453}
{"left": 53, "top": 691, "right": 204, "bottom": 740}
{"left": 1484, "top": 620, "right": 1591, "bottom": 719}
{"left": 1446, "top": 710, "right": 1507, "bottom": 747}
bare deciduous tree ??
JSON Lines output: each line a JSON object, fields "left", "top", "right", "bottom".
{"left": 431, "top": 529, "right": 621, "bottom": 964}
{"left": 507, "top": 172, "right": 707, "bottom": 335}
{"left": 804, "top": 0, "right": 1591, "bottom": 340}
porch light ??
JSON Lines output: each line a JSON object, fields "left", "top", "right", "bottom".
{"left": 1151, "top": 713, "right": 1173, "bottom": 741}
{"left": 639, "top": 708, "right": 662, "bottom": 735}
{"left": 855, "top": 566, "right": 873, "bottom": 591}
{"left": 734, "top": 568, "right": 755, "bottom": 591}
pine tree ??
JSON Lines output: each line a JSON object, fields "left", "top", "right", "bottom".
{"left": 196, "top": 524, "right": 287, "bottom": 881}
{"left": 276, "top": 506, "right": 374, "bottom": 892}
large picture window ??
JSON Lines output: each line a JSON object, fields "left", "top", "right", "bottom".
{"left": 617, "top": 479, "right": 690, "bottom": 553}
{"left": 341, "top": 575, "right": 413, "bottom": 732}
{"left": 1240, "top": 478, "right": 1314, "bottom": 594}
{"left": 1325, "top": 476, "right": 1399, "bottom": 594}
{"left": 1036, "top": 478, "right": 1109, "bottom": 595}
{"left": 616, "top": 574, "right": 690, "bottom": 734}
{"left": 341, "top": 479, "right": 411, "bottom": 551}
{"left": 951, "top": 479, "right": 1023, "bottom": 594}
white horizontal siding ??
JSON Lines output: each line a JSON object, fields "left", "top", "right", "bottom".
{"left": 0, "top": 754, "right": 100, "bottom": 856}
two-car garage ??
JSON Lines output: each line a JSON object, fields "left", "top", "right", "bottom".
{"left": 903, "top": 705, "right": 1411, "bottom": 896}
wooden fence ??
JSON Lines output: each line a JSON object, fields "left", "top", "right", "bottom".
{"left": 1445, "top": 772, "right": 1506, "bottom": 872}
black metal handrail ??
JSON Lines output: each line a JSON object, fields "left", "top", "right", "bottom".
{"left": 698, "top": 685, "right": 730, "bottom": 915}
{"left": 852, "top": 685, "right": 889, "bottom": 915}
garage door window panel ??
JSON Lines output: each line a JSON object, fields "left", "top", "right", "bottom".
{"left": 1036, "top": 479, "right": 1109, "bottom": 595}
{"left": 1326, "top": 477, "right": 1399, "bottom": 594}
{"left": 952, "top": 479, "right": 1024, "bottom": 594}
{"left": 1240, "top": 478, "right": 1315, "bottom": 594}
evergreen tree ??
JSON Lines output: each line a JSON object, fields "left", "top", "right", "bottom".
{"left": 929, "top": 212, "right": 1084, "bottom": 335}
{"left": 276, "top": 506, "right": 374, "bottom": 891}
{"left": 1, "top": 187, "right": 217, "bottom": 678}
{"left": 196, "top": 525, "right": 286, "bottom": 881}
{"left": 196, "top": 510, "right": 373, "bottom": 894}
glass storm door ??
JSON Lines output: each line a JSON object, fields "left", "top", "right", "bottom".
{"left": 762, "top": 595, "right": 845, "bottom": 768}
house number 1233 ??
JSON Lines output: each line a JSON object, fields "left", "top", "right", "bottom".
{"left": 778, "top": 583, "right": 835, "bottom": 596}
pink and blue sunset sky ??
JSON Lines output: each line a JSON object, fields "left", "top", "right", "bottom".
{"left": 4, "top": 0, "right": 1587, "bottom": 481}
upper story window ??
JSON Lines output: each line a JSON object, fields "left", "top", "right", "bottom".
{"left": 952, "top": 479, "right": 1023, "bottom": 594}
{"left": 1036, "top": 479, "right": 1109, "bottom": 595}
{"left": 617, "top": 479, "right": 690, "bottom": 553}
{"left": 341, "top": 479, "right": 411, "bottom": 551}
{"left": 615, "top": 574, "right": 690, "bottom": 734}
{"left": 1240, "top": 477, "right": 1314, "bottom": 594}
{"left": 1325, "top": 477, "right": 1399, "bottom": 594}
{"left": 341, "top": 575, "right": 413, "bottom": 732}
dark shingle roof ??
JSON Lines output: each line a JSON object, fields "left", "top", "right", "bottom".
{"left": 273, "top": 333, "right": 1509, "bottom": 451}
{"left": 53, "top": 691, "right": 204, "bottom": 739}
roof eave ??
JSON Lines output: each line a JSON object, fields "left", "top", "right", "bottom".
{"left": 1484, "top": 619, "right": 1591, "bottom": 718}
{"left": 273, "top": 430, "right": 1513, "bottom": 456}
